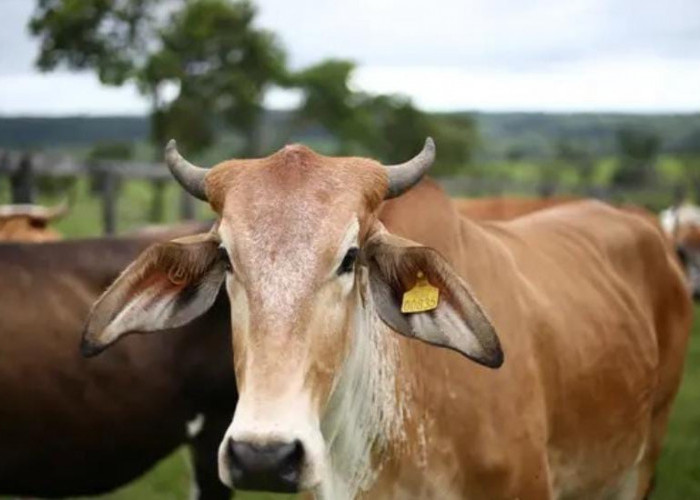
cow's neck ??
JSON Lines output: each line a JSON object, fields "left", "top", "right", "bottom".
{"left": 318, "top": 284, "right": 406, "bottom": 500}
{"left": 316, "top": 217, "right": 509, "bottom": 499}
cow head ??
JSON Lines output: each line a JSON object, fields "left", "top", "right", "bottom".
{"left": 673, "top": 227, "right": 700, "bottom": 300}
{"left": 0, "top": 201, "right": 68, "bottom": 242}
{"left": 82, "top": 140, "right": 503, "bottom": 494}
{"left": 661, "top": 205, "right": 700, "bottom": 300}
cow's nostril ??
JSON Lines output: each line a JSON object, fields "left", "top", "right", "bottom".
{"left": 227, "top": 438, "right": 244, "bottom": 483}
{"left": 278, "top": 439, "right": 304, "bottom": 482}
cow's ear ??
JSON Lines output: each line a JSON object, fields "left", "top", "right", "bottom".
{"left": 81, "top": 232, "right": 226, "bottom": 357}
{"left": 363, "top": 231, "right": 503, "bottom": 368}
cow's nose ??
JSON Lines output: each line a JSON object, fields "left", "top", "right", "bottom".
{"left": 228, "top": 439, "right": 304, "bottom": 492}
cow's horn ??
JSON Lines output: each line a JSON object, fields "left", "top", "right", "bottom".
{"left": 164, "top": 139, "right": 208, "bottom": 201}
{"left": 382, "top": 138, "right": 435, "bottom": 199}
{"left": 41, "top": 199, "right": 70, "bottom": 220}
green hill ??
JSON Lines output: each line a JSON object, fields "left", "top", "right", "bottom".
{"left": 1, "top": 111, "right": 699, "bottom": 161}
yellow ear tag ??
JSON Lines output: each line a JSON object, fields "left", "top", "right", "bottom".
{"left": 401, "top": 271, "right": 440, "bottom": 314}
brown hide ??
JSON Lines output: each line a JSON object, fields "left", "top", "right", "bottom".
{"left": 453, "top": 195, "right": 578, "bottom": 221}
{"left": 369, "top": 180, "right": 691, "bottom": 499}
{"left": 0, "top": 232, "right": 234, "bottom": 498}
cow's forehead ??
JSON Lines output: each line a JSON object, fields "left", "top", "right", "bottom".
{"left": 206, "top": 144, "right": 386, "bottom": 323}
{"left": 208, "top": 145, "right": 385, "bottom": 234}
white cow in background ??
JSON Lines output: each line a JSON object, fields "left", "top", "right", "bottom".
{"left": 660, "top": 203, "right": 700, "bottom": 299}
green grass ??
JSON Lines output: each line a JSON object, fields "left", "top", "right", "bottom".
{"left": 79, "top": 450, "right": 293, "bottom": 500}
{"left": 0, "top": 177, "right": 213, "bottom": 238}
{"left": 654, "top": 305, "right": 700, "bottom": 498}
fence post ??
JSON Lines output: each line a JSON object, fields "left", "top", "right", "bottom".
{"left": 0, "top": 152, "right": 7, "bottom": 201}
{"left": 10, "top": 153, "right": 34, "bottom": 204}
{"left": 102, "top": 170, "right": 117, "bottom": 235}
{"left": 179, "top": 191, "right": 196, "bottom": 220}
{"left": 149, "top": 179, "right": 166, "bottom": 222}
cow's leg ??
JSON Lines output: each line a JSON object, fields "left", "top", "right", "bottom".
{"left": 187, "top": 413, "right": 233, "bottom": 500}
{"left": 631, "top": 392, "right": 680, "bottom": 500}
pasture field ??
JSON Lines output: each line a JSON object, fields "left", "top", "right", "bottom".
{"left": 1, "top": 178, "right": 699, "bottom": 498}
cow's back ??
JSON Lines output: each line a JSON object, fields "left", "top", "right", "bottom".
{"left": 453, "top": 195, "right": 578, "bottom": 221}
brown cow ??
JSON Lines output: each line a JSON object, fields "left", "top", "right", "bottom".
{"left": 457, "top": 197, "right": 695, "bottom": 303}
{"left": 452, "top": 195, "right": 578, "bottom": 221}
{"left": 0, "top": 225, "right": 234, "bottom": 499}
{"left": 0, "top": 201, "right": 68, "bottom": 242}
{"left": 82, "top": 140, "right": 690, "bottom": 499}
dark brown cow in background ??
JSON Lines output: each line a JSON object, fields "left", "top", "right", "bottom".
{"left": 0, "top": 201, "right": 68, "bottom": 242}
{"left": 0, "top": 225, "right": 234, "bottom": 499}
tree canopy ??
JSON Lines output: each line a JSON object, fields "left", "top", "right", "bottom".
{"left": 29, "top": 0, "right": 478, "bottom": 173}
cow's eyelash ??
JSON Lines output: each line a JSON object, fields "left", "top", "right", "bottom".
{"left": 337, "top": 247, "right": 359, "bottom": 275}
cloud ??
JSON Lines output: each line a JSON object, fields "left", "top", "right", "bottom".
{"left": 0, "top": 0, "right": 36, "bottom": 75}
{"left": 1, "top": 0, "right": 699, "bottom": 114}
{"left": 353, "top": 57, "right": 700, "bottom": 112}
{"left": 0, "top": 73, "right": 148, "bottom": 116}
{"left": 255, "top": 0, "right": 700, "bottom": 69}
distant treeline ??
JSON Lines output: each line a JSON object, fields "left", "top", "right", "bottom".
{"left": 1, "top": 111, "right": 699, "bottom": 160}
{"left": 0, "top": 111, "right": 310, "bottom": 151}
{"left": 469, "top": 112, "right": 700, "bottom": 160}
{"left": 0, "top": 116, "right": 149, "bottom": 149}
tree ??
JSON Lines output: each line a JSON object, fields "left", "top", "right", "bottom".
{"left": 612, "top": 127, "right": 661, "bottom": 188}
{"left": 30, "top": 0, "right": 166, "bottom": 85}
{"left": 291, "top": 60, "right": 478, "bottom": 174}
{"left": 30, "top": 0, "right": 286, "bottom": 157}
{"left": 290, "top": 59, "right": 372, "bottom": 153}
{"left": 555, "top": 140, "right": 596, "bottom": 192}
{"left": 145, "top": 0, "right": 287, "bottom": 155}
{"left": 428, "top": 114, "right": 479, "bottom": 176}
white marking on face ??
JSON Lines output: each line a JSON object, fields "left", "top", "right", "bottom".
{"left": 218, "top": 387, "right": 327, "bottom": 489}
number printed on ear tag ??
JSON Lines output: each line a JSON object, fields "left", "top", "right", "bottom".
{"left": 401, "top": 271, "right": 440, "bottom": 313}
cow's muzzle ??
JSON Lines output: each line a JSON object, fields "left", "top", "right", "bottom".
{"left": 227, "top": 439, "right": 304, "bottom": 493}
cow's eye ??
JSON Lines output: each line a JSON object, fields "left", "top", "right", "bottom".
{"left": 218, "top": 245, "right": 232, "bottom": 272}
{"left": 338, "top": 247, "right": 358, "bottom": 275}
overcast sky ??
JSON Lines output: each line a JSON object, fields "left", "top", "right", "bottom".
{"left": 1, "top": 0, "right": 699, "bottom": 115}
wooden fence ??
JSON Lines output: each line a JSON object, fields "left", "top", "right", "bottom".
{"left": 0, "top": 149, "right": 688, "bottom": 235}
{"left": 0, "top": 150, "right": 197, "bottom": 234}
